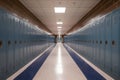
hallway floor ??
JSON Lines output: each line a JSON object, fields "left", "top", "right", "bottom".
{"left": 33, "top": 43, "right": 86, "bottom": 80}
{"left": 7, "top": 43, "right": 113, "bottom": 80}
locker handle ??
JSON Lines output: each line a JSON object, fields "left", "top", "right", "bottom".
{"left": 112, "top": 40, "right": 115, "bottom": 45}
{"left": 15, "top": 41, "right": 17, "bottom": 44}
{"left": 100, "top": 41, "right": 102, "bottom": 44}
{"left": 0, "top": 40, "right": 2, "bottom": 48}
{"left": 105, "top": 41, "right": 108, "bottom": 45}
{"left": 8, "top": 41, "right": 11, "bottom": 45}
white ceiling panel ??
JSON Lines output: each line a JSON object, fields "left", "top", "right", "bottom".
{"left": 19, "top": 0, "right": 101, "bottom": 35}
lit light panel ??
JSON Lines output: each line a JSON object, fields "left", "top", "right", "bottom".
{"left": 54, "top": 7, "right": 66, "bottom": 13}
{"left": 56, "top": 22, "right": 63, "bottom": 24}
{"left": 57, "top": 26, "right": 62, "bottom": 29}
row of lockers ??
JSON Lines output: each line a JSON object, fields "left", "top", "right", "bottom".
{"left": 0, "top": 8, "right": 54, "bottom": 79}
{"left": 64, "top": 7, "right": 120, "bottom": 80}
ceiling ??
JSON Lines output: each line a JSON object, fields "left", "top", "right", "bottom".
{"left": 19, "top": 0, "right": 100, "bottom": 35}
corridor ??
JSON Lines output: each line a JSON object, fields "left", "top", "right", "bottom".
{"left": 0, "top": 0, "right": 120, "bottom": 80}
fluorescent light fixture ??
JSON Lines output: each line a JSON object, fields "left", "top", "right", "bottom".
{"left": 54, "top": 7, "right": 66, "bottom": 13}
{"left": 56, "top": 22, "right": 63, "bottom": 24}
{"left": 57, "top": 28, "right": 62, "bottom": 30}
{"left": 57, "top": 26, "right": 62, "bottom": 28}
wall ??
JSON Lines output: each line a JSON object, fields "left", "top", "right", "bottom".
{"left": 0, "top": 8, "right": 54, "bottom": 79}
{"left": 64, "top": 7, "right": 120, "bottom": 80}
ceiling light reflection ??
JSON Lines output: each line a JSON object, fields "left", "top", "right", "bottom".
{"left": 55, "top": 45, "right": 63, "bottom": 74}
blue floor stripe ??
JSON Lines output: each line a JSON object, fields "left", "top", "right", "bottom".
{"left": 14, "top": 45, "right": 55, "bottom": 80}
{"left": 64, "top": 44, "right": 106, "bottom": 80}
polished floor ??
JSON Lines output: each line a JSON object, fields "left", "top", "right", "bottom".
{"left": 7, "top": 43, "right": 113, "bottom": 80}
{"left": 33, "top": 43, "right": 86, "bottom": 80}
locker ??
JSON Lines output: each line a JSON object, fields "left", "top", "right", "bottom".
{"left": 100, "top": 17, "right": 106, "bottom": 69}
{"left": 89, "top": 27, "right": 93, "bottom": 60}
{"left": 0, "top": 9, "right": 7, "bottom": 79}
{"left": 5, "top": 14, "right": 15, "bottom": 76}
{"left": 99, "top": 17, "right": 105, "bottom": 69}
{"left": 98, "top": 22, "right": 102, "bottom": 66}
{"left": 91, "top": 25, "right": 95, "bottom": 62}
{"left": 23, "top": 23, "right": 28, "bottom": 63}
{"left": 19, "top": 20, "right": 24, "bottom": 66}
{"left": 104, "top": 14, "right": 112, "bottom": 74}
{"left": 28, "top": 25, "right": 32, "bottom": 60}
{"left": 111, "top": 8, "right": 120, "bottom": 79}
{"left": 14, "top": 17, "right": 21, "bottom": 70}
{"left": 21, "top": 21, "right": 26, "bottom": 64}
{"left": 96, "top": 22, "right": 100, "bottom": 65}
{"left": 18, "top": 20, "right": 24, "bottom": 68}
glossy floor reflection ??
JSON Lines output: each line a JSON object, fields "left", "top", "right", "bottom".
{"left": 33, "top": 43, "right": 87, "bottom": 80}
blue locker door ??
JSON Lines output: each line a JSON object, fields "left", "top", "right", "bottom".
{"left": 93, "top": 25, "right": 96, "bottom": 63}
{"left": 24, "top": 23, "right": 29, "bottom": 62}
{"left": 21, "top": 21, "right": 26, "bottom": 64}
{"left": 31, "top": 29, "right": 34, "bottom": 59}
{"left": 23, "top": 22, "right": 27, "bottom": 63}
{"left": 6, "top": 14, "right": 15, "bottom": 75}
{"left": 96, "top": 23, "right": 100, "bottom": 65}
{"left": 17, "top": 19, "right": 25, "bottom": 69}
{"left": 89, "top": 27, "right": 93, "bottom": 61}
{"left": 25, "top": 25, "right": 29, "bottom": 59}
{"left": 17, "top": 20, "right": 23, "bottom": 69}
{"left": 6, "top": 13, "right": 15, "bottom": 74}
{"left": 28, "top": 25, "right": 32, "bottom": 59}
{"left": 100, "top": 17, "right": 106, "bottom": 69}
{"left": 19, "top": 20, "right": 24, "bottom": 66}
{"left": 99, "top": 20, "right": 102, "bottom": 67}
{"left": 29, "top": 25, "right": 32, "bottom": 60}
{"left": 100, "top": 17, "right": 105, "bottom": 69}
{"left": 14, "top": 18, "right": 20, "bottom": 70}
{"left": 0, "top": 9, "right": 7, "bottom": 79}
{"left": 93, "top": 24, "right": 97, "bottom": 63}
{"left": 11, "top": 15, "right": 16, "bottom": 72}
{"left": 105, "top": 14, "right": 112, "bottom": 74}
{"left": 86, "top": 28, "right": 90, "bottom": 59}
{"left": 111, "top": 9, "right": 120, "bottom": 79}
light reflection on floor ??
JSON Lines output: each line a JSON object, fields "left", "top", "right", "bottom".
{"left": 55, "top": 44, "right": 63, "bottom": 74}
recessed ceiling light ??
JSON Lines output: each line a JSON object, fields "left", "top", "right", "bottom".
{"left": 54, "top": 7, "right": 66, "bottom": 13}
{"left": 57, "top": 26, "right": 62, "bottom": 28}
{"left": 56, "top": 22, "right": 63, "bottom": 24}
